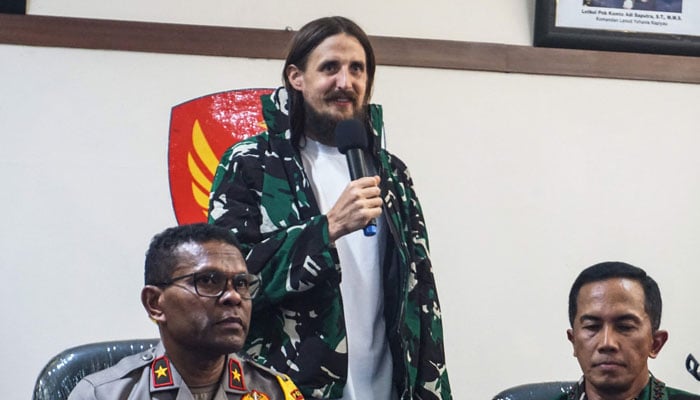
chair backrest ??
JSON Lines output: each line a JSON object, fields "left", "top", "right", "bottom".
{"left": 492, "top": 381, "right": 576, "bottom": 400}
{"left": 33, "top": 338, "right": 159, "bottom": 400}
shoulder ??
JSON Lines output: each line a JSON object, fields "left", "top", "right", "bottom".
{"left": 650, "top": 374, "right": 700, "bottom": 399}
{"left": 242, "top": 356, "right": 286, "bottom": 377}
{"left": 221, "top": 130, "right": 297, "bottom": 168}
{"left": 225, "top": 132, "right": 272, "bottom": 159}
{"left": 235, "top": 356, "right": 304, "bottom": 399}
{"left": 80, "top": 348, "right": 154, "bottom": 385}
{"left": 666, "top": 386, "right": 700, "bottom": 399}
{"left": 215, "top": 132, "right": 274, "bottom": 181}
{"left": 68, "top": 347, "right": 157, "bottom": 398}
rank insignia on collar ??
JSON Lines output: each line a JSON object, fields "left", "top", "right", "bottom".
{"left": 241, "top": 390, "right": 270, "bottom": 400}
{"left": 151, "top": 356, "right": 174, "bottom": 388}
{"left": 228, "top": 358, "right": 246, "bottom": 391}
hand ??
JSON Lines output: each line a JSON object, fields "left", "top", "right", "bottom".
{"left": 326, "top": 176, "right": 382, "bottom": 242}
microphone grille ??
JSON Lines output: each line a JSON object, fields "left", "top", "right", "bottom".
{"left": 335, "top": 119, "right": 368, "bottom": 154}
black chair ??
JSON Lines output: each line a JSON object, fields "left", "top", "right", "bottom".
{"left": 492, "top": 381, "right": 576, "bottom": 400}
{"left": 33, "top": 338, "right": 159, "bottom": 400}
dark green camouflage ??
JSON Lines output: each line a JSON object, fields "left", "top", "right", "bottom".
{"left": 209, "top": 87, "right": 451, "bottom": 399}
{"left": 551, "top": 375, "right": 700, "bottom": 400}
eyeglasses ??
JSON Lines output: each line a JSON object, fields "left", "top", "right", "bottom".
{"left": 153, "top": 271, "right": 260, "bottom": 300}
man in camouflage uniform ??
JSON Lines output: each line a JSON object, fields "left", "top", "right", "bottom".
{"left": 557, "top": 262, "right": 699, "bottom": 400}
{"left": 69, "top": 224, "right": 304, "bottom": 400}
{"left": 209, "top": 16, "right": 451, "bottom": 400}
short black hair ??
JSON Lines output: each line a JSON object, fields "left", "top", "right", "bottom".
{"left": 144, "top": 223, "right": 241, "bottom": 285}
{"left": 283, "top": 16, "right": 376, "bottom": 148}
{"left": 568, "top": 261, "right": 662, "bottom": 331}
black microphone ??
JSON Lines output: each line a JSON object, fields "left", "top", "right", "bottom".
{"left": 335, "top": 119, "right": 377, "bottom": 237}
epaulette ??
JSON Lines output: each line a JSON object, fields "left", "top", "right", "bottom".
{"left": 80, "top": 347, "right": 157, "bottom": 387}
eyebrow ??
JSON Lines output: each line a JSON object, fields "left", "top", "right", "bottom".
{"left": 318, "top": 60, "right": 339, "bottom": 69}
{"left": 174, "top": 265, "right": 217, "bottom": 274}
{"left": 579, "top": 313, "right": 643, "bottom": 324}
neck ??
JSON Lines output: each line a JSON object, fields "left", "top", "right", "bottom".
{"left": 304, "top": 129, "right": 336, "bottom": 147}
{"left": 585, "top": 390, "right": 636, "bottom": 400}
{"left": 584, "top": 372, "right": 649, "bottom": 400}
{"left": 165, "top": 345, "right": 226, "bottom": 387}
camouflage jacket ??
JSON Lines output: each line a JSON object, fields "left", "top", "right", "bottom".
{"left": 209, "top": 88, "right": 451, "bottom": 399}
{"left": 553, "top": 375, "right": 700, "bottom": 400}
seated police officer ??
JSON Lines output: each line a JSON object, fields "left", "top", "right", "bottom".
{"left": 559, "top": 261, "right": 699, "bottom": 400}
{"left": 69, "top": 223, "right": 304, "bottom": 400}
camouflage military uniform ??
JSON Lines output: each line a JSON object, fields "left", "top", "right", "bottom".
{"left": 209, "top": 88, "right": 451, "bottom": 399}
{"left": 552, "top": 375, "right": 700, "bottom": 400}
{"left": 68, "top": 342, "right": 304, "bottom": 400}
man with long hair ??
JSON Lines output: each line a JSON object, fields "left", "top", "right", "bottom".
{"left": 209, "top": 16, "right": 451, "bottom": 400}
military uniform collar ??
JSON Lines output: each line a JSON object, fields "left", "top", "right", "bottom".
{"left": 224, "top": 354, "right": 247, "bottom": 393}
{"left": 571, "top": 373, "right": 668, "bottom": 400}
{"left": 144, "top": 344, "right": 185, "bottom": 393}
{"left": 145, "top": 344, "right": 251, "bottom": 395}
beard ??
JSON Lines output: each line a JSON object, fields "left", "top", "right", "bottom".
{"left": 303, "top": 90, "right": 366, "bottom": 145}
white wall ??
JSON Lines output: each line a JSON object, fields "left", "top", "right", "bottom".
{"left": 2, "top": 1, "right": 699, "bottom": 399}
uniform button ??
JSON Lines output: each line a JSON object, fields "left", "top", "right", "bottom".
{"left": 141, "top": 352, "right": 154, "bottom": 361}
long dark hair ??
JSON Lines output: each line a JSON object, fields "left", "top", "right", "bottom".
{"left": 282, "top": 16, "right": 376, "bottom": 148}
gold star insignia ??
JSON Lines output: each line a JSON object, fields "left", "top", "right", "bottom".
{"left": 155, "top": 365, "right": 168, "bottom": 378}
{"left": 231, "top": 368, "right": 241, "bottom": 382}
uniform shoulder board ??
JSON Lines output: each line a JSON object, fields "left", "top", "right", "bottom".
{"left": 151, "top": 355, "right": 174, "bottom": 388}
{"left": 228, "top": 357, "right": 246, "bottom": 391}
{"left": 77, "top": 347, "right": 156, "bottom": 387}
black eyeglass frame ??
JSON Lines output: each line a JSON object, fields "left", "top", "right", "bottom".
{"left": 152, "top": 271, "right": 260, "bottom": 300}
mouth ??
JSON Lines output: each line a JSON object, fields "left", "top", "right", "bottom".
{"left": 326, "top": 91, "right": 357, "bottom": 106}
{"left": 216, "top": 316, "right": 244, "bottom": 329}
{"left": 593, "top": 360, "right": 626, "bottom": 370}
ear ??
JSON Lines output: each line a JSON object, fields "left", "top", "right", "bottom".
{"left": 286, "top": 64, "right": 304, "bottom": 91}
{"left": 649, "top": 329, "right": 669, "bottom": 359}
{"left": 141, "top": 286, "right": 166, "bottom": 324}
{"left": 567, "top": 328, "right": 576, "bottom": 357}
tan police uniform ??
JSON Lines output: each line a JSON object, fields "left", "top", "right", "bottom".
{"left": 68, "top": 342, "right": 304, "bottom": 400}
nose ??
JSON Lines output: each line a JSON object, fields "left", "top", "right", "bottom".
{"left": 217, "top": 277, "right": 243, "bottom": 305}
{"left": 598, "top": 325, "right": 619, "bottom": 352}
{"left": 335, "top": 67, "right": 351, "bottom": 90}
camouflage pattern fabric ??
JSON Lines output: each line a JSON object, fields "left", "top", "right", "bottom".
{"left": 551, "top": 375, "right": 700, "bottom": 400}
{"left": 209, "top": 87, "right": 451, "bottom": 399}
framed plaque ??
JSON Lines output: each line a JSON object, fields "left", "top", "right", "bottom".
{"left": 534, "top": 0, "right": 700, "bottom": 56}
{"left": 0, "top": 0, "right": 26, "bottom": 14}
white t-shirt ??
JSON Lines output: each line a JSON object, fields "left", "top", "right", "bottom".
{"left": 300, "top": 138, "right": 397, "bottom": 400}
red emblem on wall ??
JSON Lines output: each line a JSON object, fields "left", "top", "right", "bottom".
{"left": 168, "top": 88, "right": 274, "bottom": 224}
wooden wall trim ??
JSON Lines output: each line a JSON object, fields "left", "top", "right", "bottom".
{"left": 1, "top": 13, "right": 699, "bottom": 84}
